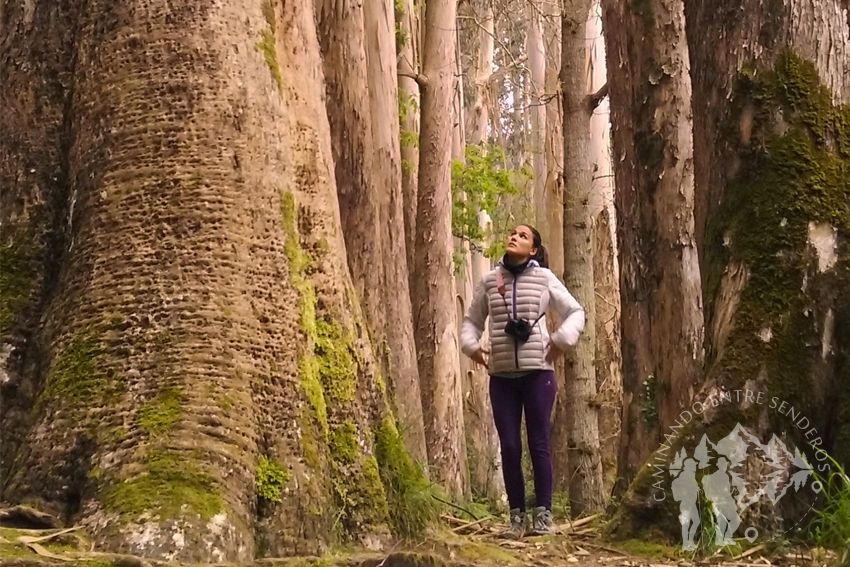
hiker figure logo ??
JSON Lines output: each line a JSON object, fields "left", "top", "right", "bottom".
{"left": 667, "top": 422, "right": 821, "bottom": 551}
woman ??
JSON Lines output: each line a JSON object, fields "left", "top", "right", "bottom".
{"left": 460, "top": 225, "right": 585, "bottom": 538}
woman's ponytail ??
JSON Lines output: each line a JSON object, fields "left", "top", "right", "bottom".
{"left": 534, "top": 244, "right": 549, "bottom": 269}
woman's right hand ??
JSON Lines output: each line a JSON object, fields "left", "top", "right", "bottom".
{"left": 471, "top": 347, "right": 489, "bottom": 369}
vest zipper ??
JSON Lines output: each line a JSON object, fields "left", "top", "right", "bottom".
{"left": 512, "top": 273, "right": 519, "bottom": 369}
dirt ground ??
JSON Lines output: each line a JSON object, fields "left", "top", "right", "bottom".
{"left": 0, "top": 507, "right": 843, "bottom": 567}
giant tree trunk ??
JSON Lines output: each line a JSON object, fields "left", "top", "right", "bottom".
{"left": 601, "top": 0, "right": 705, "bottom": 493}
{"left": 0, "top": 0, "right": 411, "bottom": 560}
{"left": 364, "top": 0, "right": 428, "bottom": 465}
{"left": 413, "top": 0, "right": 469, "bottom": 499}
{"left": 608, "top": 0, "right": 850, "bottom": 541}
{"left": 556, "top": 0, "right": 605, "bottom": 515}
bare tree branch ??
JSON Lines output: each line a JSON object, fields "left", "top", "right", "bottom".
{"left": 398, "top": 71, "right": 428, "bottom": 90}
{"left": 586, "top": 82, "right": 608, "bottom": 111}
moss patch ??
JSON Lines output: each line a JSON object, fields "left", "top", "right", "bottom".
{"left": 138, "top": 388, "right": 183, "bottom": 435}
{"left": 375, "top": 416, "right": 443, "bottom": 538}
{"left": 329, "top": 421, "right": 359, "bottom": 465}
{"left": 315, "top": 319, "right": 358, "bottom": 405}
{"left": 0, "top": 237, "right": 34, "bottom": 335}
{"left": 705, "top": 49, "right": 850, "bottom": 433}
{"left": 255, "top": 28, "right": 282, "bottom": 93}
{"left": 256, "top": 455, "right": 290, "bottom": 504}
{"left": 102, "top": 450, "right": 223, "bottom": 521}
{"left": 40, "top": 331, "right": 121, "bottom": 409}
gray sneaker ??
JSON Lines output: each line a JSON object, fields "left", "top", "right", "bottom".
{"left": 531, "top": 506, "right": 553, "bottom": 535}
{"left": 505, "top": 508, "right": 527, "bottom": 539}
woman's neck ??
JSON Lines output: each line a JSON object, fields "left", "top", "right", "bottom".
{"left": 505, "top": 252, "right": 530, "bottom": 266}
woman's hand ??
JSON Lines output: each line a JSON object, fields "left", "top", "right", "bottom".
{"left": 471, "top": 347, "right": 489, "bottom": 369}
{"left": 545, "top": 343, "right": 563, "bottom": 364}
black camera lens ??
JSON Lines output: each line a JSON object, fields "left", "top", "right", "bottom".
{"left": 505, "top": 318, "right": 533, "bottom": 343}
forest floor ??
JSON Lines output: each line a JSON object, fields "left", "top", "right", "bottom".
{"left": 0, "top": 507, "right": 842, "bottom": 567}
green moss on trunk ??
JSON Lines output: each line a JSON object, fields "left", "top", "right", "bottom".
{"left": 138, "top": 388, "right": 183, "bottom": 435}
{"left": 0, "top": 237, "right": 34, "bottom": 335}
{"left": 102, "top": 450, "right": 223, "bottom": 521}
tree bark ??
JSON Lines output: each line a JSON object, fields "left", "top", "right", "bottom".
{"left": 364, "top": 0, "right": 428, "bottom": 465}
{"left": 468, "top": 3, "right": 494, "bottom": 146}
{"left": 527, "top": 2, "right": 547, "bottom": 223}
{"left": 609, "top": 0, "right": 850, "bottom": 541}
{"left": 593, "top": 208, "right": 623, "bottom": 496}
{"left": 557, "top": 0, "right": 605, "bottom": 515}
{"left": 1, "top": 0, "right": 406, "bottom": 559}
{"left": 601, "top": 0, "right": 705, "bottom": 493}
{"left": 413, "top": 0, "right": 469, "bottom": 499}
{"left": 397, "top": 0, "right": 421, "bottom": 287}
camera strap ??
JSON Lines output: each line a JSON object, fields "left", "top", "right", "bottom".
{"left": 496, "top": 267, "right": 545, "bottom": 327}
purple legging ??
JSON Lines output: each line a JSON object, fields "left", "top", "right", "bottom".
{"left": 490, "top": 370, "right": 557, "bottom": 512}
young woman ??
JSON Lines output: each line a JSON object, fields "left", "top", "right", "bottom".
{"left": 460, "top": 225, "right": 585, "bottom": 538}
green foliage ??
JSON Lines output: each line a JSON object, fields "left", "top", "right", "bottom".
{"left": 374, "top": 416, "right": 444, "bottom": 538}
{"left": 138, "top": 388, "right": 183, "bottom": 435}
{"left": 398, "top": 90, "right": 418, "bottom": 123}
{"left": 808, "top": 450, "right": 850, "bottom": 556}
{"left": 395, "top": 23, "right": 409, "bottom": 48}
{"left": 102, "top": 450, "right": 223, "bottom": 520}
{"left": 400, "top": 129, "right": 419, "bottom": 148}
{"left": 451, "top": 144, "right": 533, "bottom": 260}
{"left": 256, "top": 455, "right": 290, "bottom": 504}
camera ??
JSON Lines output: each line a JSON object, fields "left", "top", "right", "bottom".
{"left": 504, "top": 317, "right": 533, "bottom": 343}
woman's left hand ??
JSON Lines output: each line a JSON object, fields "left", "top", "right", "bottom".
{"left": 545, "top": 343, "right": 563, "bottom": 363}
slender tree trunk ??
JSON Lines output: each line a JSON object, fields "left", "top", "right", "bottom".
{"left": 364, "top": 0, "right": 428, "bottom": 464}
{"left": 398, "top": 0, "right": 421, "bottom": 288}
{"left": 559, "top": 0, "right": 605, "bottom": 515}
{"left": 593, "top": 208, "right": 622, "bottom": 496}
{"left": 468, "top": 4, "right": 494, "bottom": 147}
{"left": 542, "top": 0, "right": 570, "bottom": 502}
{"left": 1, "top": 0, "right": 406, "bottom": 559}
{"left": 527, "top": 3, "right": 547, "bottom": 222}
{"left": 601, "top": 0, "right": 705, "bottom": 492}
{"left": 413, "top": 0, "right": 469, "bottom": 499}
{"left": 543, "top": 0, "right": 564, "bottom": 265}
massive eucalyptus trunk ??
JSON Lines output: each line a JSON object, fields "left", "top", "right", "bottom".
{"left": 413, "top": 0, "right": 469, "bottom": 499}
{"left": 0, "top": 0, "right": 417, "bottom": 560}
{"left": 601, "top": 0, "right": 705, "bottom": 493}
{"left": 608, "top": 0, "right": 850, "bottom": 541}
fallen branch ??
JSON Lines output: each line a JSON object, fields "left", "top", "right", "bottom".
{"left": 451, "top": 515, "right": 493, "bottom": 533}
{"left": 434, "top": 497, "right": 481, "bottom": 521}
{"left": 732, "top": 543, "right": 767, "bottom": 561}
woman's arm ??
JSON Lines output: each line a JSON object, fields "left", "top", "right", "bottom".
{"left": 459, "top": 275, "right": 490, "bottom": 357}
{"left": 546, "top": 270, "right": 585, "bottom": 349}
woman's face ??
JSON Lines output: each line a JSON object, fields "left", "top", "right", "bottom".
{"left": 506, "top": 225, "right": 537, "bottom": 260}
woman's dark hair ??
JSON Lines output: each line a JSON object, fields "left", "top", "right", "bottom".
{"left": 523, "top": 225, "right": 549, "bottom": 269}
